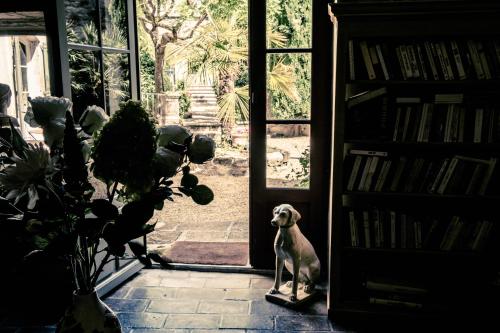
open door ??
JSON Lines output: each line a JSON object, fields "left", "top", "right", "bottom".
{"left": 249, "top": 0, "right": 333, "bottom": 270}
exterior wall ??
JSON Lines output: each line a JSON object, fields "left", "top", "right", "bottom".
{"left": 0, "top": 36, "right": 16, "bottom": 118}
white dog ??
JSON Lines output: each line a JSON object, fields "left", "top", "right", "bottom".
{"left": 269, "top": 204, "right": 321, "bottom": 302}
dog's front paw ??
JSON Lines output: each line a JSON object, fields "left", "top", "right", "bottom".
{"left": 290, "top": 294, "right": 297, "bottom": 302}
{"left": 285, "top": 281, "right": 293, "bottom": 288}
{"left": 268, "top": 287, "right": 279, "bottom": 294}
{"left": 304, "top": 284, "right": 315, "bottom": 294}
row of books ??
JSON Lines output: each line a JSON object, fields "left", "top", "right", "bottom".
{"left": 346, "top": 89, "right": 500, "bottom": 143}
{"left": 363, "top": 276, "right": 428, "bottom": 310}
{"left": 349, "top": 39, "right": 500, "bottom": 81}
{"left": 344, "top": 150, "right": 498, "bottom": 195}
{"left": 346, "top": 207, "right": 495, "bottom": 252}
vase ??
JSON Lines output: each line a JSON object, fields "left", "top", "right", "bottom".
{"left": 56, "top": 289, "right": 122, "bottom": 333}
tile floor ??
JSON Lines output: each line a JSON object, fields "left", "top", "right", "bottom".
{"left": 1, "top": 267, "right": 355, "bottom": 333}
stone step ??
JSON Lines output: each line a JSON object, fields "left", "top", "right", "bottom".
{"left": 190, "top": 113, "right": 218, "bottom": 118}
{"left": 190, "top": 97, "right": 218, "bottom": 103}
{"left": 191, "top": 107, "right": 218, "bottom": 113}
{"left": 190, "top": 103, "right": 218, "bottom": 108}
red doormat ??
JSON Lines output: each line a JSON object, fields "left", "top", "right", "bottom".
{"left": 152, "top": 241, "right": 249, "bottom": 266}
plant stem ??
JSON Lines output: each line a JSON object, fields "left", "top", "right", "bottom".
{"left": 91, "top": 251, "right": 112, "bottom": 287}
{"left": 108, "top": 181, "right": 118, "bottom": 203}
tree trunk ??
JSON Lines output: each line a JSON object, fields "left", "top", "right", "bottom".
{"left": 218, "top": 72, "right": 236, "bottom": 144}
{"left": 154, "top": 46, "right": 166, "bottom": 94}
{"left": 154, "top": 46, "right": 166, "bottom": 117}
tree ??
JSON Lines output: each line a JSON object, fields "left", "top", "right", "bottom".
{"left": 167, "top": 5, "right": 298, "bottom": 131}
{"left": 137, "top": 0, "right": 208, "bottom": 94}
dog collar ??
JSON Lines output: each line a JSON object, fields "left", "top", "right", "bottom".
{"left": 279, "top": 224, "right": 294, "bottom": 229}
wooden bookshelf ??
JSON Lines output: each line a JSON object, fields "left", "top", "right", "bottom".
{"left": 329, "top": 1, "right": 500, "bottom": 326}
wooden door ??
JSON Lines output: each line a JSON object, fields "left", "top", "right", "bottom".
{"left": 248, "top": 0, "right": 333, "bottom": 270}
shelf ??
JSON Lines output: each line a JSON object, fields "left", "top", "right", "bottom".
{"left": 347, "top": 79, "right": 500, "bottom": 87}
{"left": 345, "top": 141, "right": 500, "bottom": 152}
{"left": 343, "top": 191, "right": 500, "bottom": 201}
{"left": 343, "top": 247, "right": 480, "bottom": 258}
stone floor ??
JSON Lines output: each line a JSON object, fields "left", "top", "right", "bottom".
{"left": 0, "top": 267, "right": 355, "bottom": 333}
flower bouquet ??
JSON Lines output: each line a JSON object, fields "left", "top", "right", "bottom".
{"left": 0, "top": 97, "right": 215, "bottom": 332}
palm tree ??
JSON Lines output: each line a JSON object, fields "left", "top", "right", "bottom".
{"left": 167, "top": 12, "right": 300, "bottom": 133}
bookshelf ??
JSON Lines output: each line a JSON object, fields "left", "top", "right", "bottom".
{"left": 329, "top": 1, "right": 500, "bottom": 326}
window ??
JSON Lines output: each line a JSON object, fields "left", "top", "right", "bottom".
{"left": 65, "top": 0, "right": 137, "bottom": 120}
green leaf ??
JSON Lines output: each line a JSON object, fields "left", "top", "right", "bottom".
{"left": 90, "top": 199, "right": 119, "bottom": 219}
{"left": 154, "top": 201, "right": 164, "bottom": 210}
{"left": 191, "top": 185, "right": 214, "bottom": 205}
{"left": 181, "top": 174, "right": 198, "bottom": 188}
{"left": 120, "top": 200, "right": 154, "bottom": 227}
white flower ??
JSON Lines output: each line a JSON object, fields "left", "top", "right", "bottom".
{"left": 27, "top": 96, "right": 72, "bottom": 127}
{"left": 79, "top": 105, "right": 109, "bottom": 135}
{"left": 157, "top": 125, "right": 192, "bottom": 148}
{"left": 188, "top": 135, "right": 216, "bottom": 164}
{"left": 0, "top": 142, "right": 56, "bottom": 209}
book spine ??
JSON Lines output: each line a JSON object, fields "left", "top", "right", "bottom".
{"left": 414, "top": 220, "right": 422, "bottom": 249}
{"left": 440, "top": 216, "right": 459, "bottom": 250}
{"left": 407, "top": 44, "right": 420, "bottom": 78}
{"left": 364, "top": 156, "right": 380, "bottom": 191}
{"left": 477, "top": 41, "right": 492, "bottom": 79}
{"left": 347, "top": 155, "right": 363, "bottom": 191}
{"left": 389, "top": 157, "right": 407, "bottom": 192}
{"left": 363, "top": 211, "right": 371, "bottom": 248}
{"left": 349, "top": 211, "right": 359, "bottom": 247}
{"left": 416, "top": 43, "right": 429, "bottom": 80}
{"left": 467, "top": 40, "right": 485, "bottom": 79}
{"left": 369, "top": 297, "right": 423, "bottom": 309}
{"left": 400, "top": 45, "right": 414, "bottom": 79}
{"left": 450, "top": 40, "right": 467, "bottom": 80}
{"left": 474, "top": 108, "right": 484, "bottom": 143}
{"left": 400, "top": 214, "right": 407, "bottom": 249}
{"left": 357, "top": 156, "right": 373, "bottom": 191}
{"left": 440, "top": 41, "right": 455, "bottom": 80}
{"left": 392, "top": 107, "right": 402, "bottom": 142}
{"left": 360, "top": 41, "right": 376, "bottom": 80}
{"left": 375, "top": 160, "right": 392, "bottom": 192}
{"left": 376, "top": 44, "right": 390, "bottom": 80}
{"left": 349, "top": 40, "right": 355, "bottom": 80}
{"left": 390, "top": 210, "right": 397, "bottom": 248}
{"left": 437, "top": 156, "right": 459, "bottom": 194}
{"left": 424, "top": 41, "right": 440, "bottom": 80}
{"left": 429, "top": 158, "right": 450, "bottom": 193}
{"left": 435, "top": 42, "right": 450, "bottom": 80}
{"left": 478, "top": 158, "right": 497, "bottom": 195}
{"left": 373, "top": 208, "right": 381, "bottom": 248}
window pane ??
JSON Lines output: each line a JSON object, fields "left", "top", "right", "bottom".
{"left": 266, "top": 124, "right": 310, "bottom": 188}
{"left": 266, "top": 0, "right": 312, "bottom": 48}
{"left": 267, "top": 53, "right": 311, "bottom": 120}
{"left": 69, "top": 49, "right": 103, "bottom": 120}
{"left": 104, "top": 52, "right": 130, "bottom": 114}
{"left": 100, "top": 0, "right": 128, "bottom": 49}
{"left": 65, "top": 0, "right": 99, "bottom": 46}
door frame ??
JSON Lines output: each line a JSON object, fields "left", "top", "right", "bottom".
{"left": 248, "top": 0, "right": 333, "bottom": 270}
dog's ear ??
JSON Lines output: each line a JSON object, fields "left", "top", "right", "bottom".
{"left": 290, "top": 206, "right": 301, "bottom": 223}
{"left": 273, "top": 206, "right": 279, "bottom": 215}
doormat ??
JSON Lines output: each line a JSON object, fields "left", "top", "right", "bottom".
{"left": 151, "top": 241, "right": 249, "bottom": 266}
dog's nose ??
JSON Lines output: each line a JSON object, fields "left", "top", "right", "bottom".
{"left": 271, "top": 220, "right": 277, "bottom": 227}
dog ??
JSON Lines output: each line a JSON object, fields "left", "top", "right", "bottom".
{"left": 269, "top": 204, "right": 320, "bottom": 302}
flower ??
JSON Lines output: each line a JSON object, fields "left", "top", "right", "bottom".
{"left": 26, "top": 96, "right": 72, "bottom": 127}
{"left": 157, "top": 125, "right": 192, "bottom": 148}
{"left": 25, "top": 96, "right": 73, "bottom": 148}
{"left": 79, "top": 105, "right": 109, "bottom": 135}
{"left": 188, "top": 135, "right": 216, "bottom": 164}
{"left": 0, "top": 142, "right": 56, "bottom": 209}
{"left": 153, "top": 147, "right": 182, "bottom": 178}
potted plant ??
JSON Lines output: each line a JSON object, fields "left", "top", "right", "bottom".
{"left": 0, "top": 97, "right": 215, "bottom": 332}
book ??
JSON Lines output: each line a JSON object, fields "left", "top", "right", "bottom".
{"left": 360, "top": 40, "right": 377, "bottom": 80}
{"left": 467, "top": 39, "right": 485, "bottom": 79}
{"left": 349, "top": 40, "right": 355, "bottom": 80}
{"left": 400, "top": 213, "right": 407, "bottom": 249}
{"left": 389, "top": 157, "right": 408, "bottom": 192}
{"left": 477, "top": 41, "right": 492, "bottom": 79}
{"left": 424, "top": 41, "right": 440, "bottom": 80}
{"left": 347, "top": 87, "right": 388, "bottom": 108}
{"left": 428, "top": 158, "right": 450, "bottom": 194}
{"left": 436, "top": 156, "right": 459, "bottom": 194}
{"left": 369, "top": 297, "right": 423, "bottom": 309}
{"left": 374, "top": 159, "right": 392, "bottom": 192}
{"left": 363, "top": 210, "right": 371, "bottom": 248}
{"left": 440, "top": 216, "right": 465, "bottom": 251}
{"left": 376, "top": 43, "right": 390, "bottom": 80}
{"left": 450, "top": 40, "right": 467, "bottom": 80}
{"left": 348, "top": 210, "right": 360, "bottom": 247}
{"left": 363, "top": 156, "right": 380, "bottom": 191}
{"left": 389, "top": 210, "right": 397, "bottom": 248}
{"left": 346, "top": 155, "right": 364, "bottom": 191}
{"left": 474, "top": 108, "right": 484, "bottom": 143}
{"left": 357, "top": 156, "right": 373, "bottom": 192}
